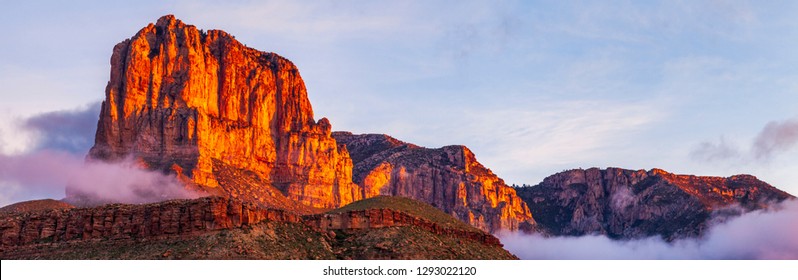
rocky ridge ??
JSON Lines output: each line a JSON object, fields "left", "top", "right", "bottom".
{"left": 0, "top": 196, "right": 512, "bottom": 259}
{"left": 0, "top": 199, "right": 74, "bottom": 215}
{"left": 515, "top": 167, "right": 793, "bottom": 240}
{"left": 333, "top": 132, "right": 534, "bottom": 233}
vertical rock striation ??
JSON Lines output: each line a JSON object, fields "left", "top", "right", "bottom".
{"left": 332, "top": 132, "right": 534, "bottom": 232}
{"left": 0, "top": 197, "right": 302, "bottom": 248}
{"left": 82, "top": 15, "right": 360, "bottom": 209}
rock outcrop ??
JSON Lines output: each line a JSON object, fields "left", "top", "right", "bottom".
{"left": 0, "top": 197, "right": 300, "bottom": 248}
{"left": 0, "top": 199, "right": 74, "bottom": 215}
{"left": 515, "top": 167, "right": 794, "bottom": 240}
{"left": 0, "top": 196, "right": 513, "bottom": 259}
{"left": 81, "top": 15, "right": 360, "bottom": 208}
{"left": 332, "top": 132, "right": 534, "bottom": 232}
{"left": 305, "top": 209, "right": 501, "bottom": 246}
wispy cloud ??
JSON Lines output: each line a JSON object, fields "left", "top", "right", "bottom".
{"left": 362, "top": 99, "right": 665, "bottom": 185}
{"left": 0, "top": 103, "right": 198, "bottom": 206}
{"left": 690, "top": 136, "right": 742, "bottom": 162}
{"left": 500, "top": 199, "right": 798, "bottom": 259}
{"left": 752, "top": 118, "right": 798, "bottom": 160}
{"left": 692, "top": 117, "right": 798, "bottom": 164}
{"left": 21, "top": 101, "right": 100, "bottom": 154}
{"left": 487, "top": 102, "right": 659, "bottom": 163}
{"left": 0, "top": 150, "right": 199, "bottom": 206}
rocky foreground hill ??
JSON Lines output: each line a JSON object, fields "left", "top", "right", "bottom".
{"left": 0, "top": 196, "right": 515, "bottom": 259}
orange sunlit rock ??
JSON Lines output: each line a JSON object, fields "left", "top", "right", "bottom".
{"left": 82, "top": 15, "right": 361, "bottom": 209}
{"left": 69, "top": 15, "right": 532, "bottom": 232}
{"left": 333, "top": 132, "right": 535, "bottom": 232}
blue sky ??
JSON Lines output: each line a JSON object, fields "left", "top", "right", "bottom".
{"left": 1, "top": 0, "right": 797, "bottom": 202}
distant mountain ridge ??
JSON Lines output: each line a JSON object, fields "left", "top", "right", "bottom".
{"left": 515, "top": 167, "right": 793, "bottom": 240}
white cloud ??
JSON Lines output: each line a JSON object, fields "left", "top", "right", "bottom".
{"left": 686, "top": 117, "right": 798, "bottom": 195}
{"left": 691, "top": 117, "right": 798, "bottom": 164}
{"left": 0, "top": 115, "right": 35, "bottom": 155}
{"left": 753, "top": 118, "right": 798, "bottom": 160}
{"left": 690, "top": 136, "right": 742, "bottom": 162}
{"left": 0, "top": 149, "right": 200, "bottom": 206}
{"left": 500, "top": 199, "right": 798, "bottom": 259}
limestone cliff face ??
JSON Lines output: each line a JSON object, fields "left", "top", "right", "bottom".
{"left": 83, "top": 15, "right": 360, "bottom": 208}
{"left": 332, "top": 132, "right": 534, "bottom": 233}
{"left": 515, "top": 167, "right": 793, "bottom": 240}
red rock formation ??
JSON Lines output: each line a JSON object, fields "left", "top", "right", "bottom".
{"left": 516, "top": 167, "right": 794, "bottom": 240}
{"left": 0, "top": 199, "right": 74, "bottom": 214}
{"left": 0, "top": 197, "right": 301, "bottom": 248}
{"left": 332, "top": 132, "right": 534, "bottom": 233}
{"left": 0, "top": 197, "right": 502, "bottom": 252}
{"left": 82, "top": 15, "right": 360, "bottom": 208}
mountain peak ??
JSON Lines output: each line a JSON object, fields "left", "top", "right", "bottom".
{"left": 155, "top": 14, "right": 177, "bottom": 25}
{"left": 649, "top": 168, "right": 669, "bottom": 176}
{"left": 333, "top": 132, "right": 534, "bottom": 232}
{"left": 78, "top": 16, "right": 362, "bottom": 209}
{"left": 154, "top": 14, "right": 178, "bottom": 27}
